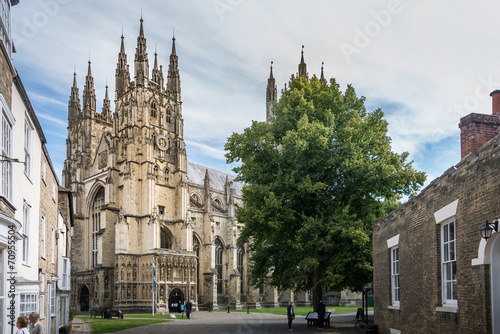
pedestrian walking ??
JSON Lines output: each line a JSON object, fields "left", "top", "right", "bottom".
{"left": 16, "top": 316, "right": 29, "bottom": 334}
{"left": 186, "top": 300, "right": 193, "bottom": 319}
{"left": 287, "top": 301, "right": 295, "bottom": 331}
{"left": 28, "top": 312, "right": 44, "bottom": 334}
{"left": 317, "top": 299, "right": 326, "bottom": 329}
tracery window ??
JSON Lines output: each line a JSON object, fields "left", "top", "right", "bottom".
{"left": 150, "top": 100, "right": 157, "bottom": 118}
{"left": 92, "top": 187, "right": 105, "bottom": 267}
{"left": 166, "top": 107, "right": 171, "bottom": 123}
{"left": 215, "top": 238, "right": 224, "bottom": 294}
{"left": 237, "top": 244, "right": 244, "bottom": 294}
{"left": 161, "top": 228, "right": 172, "bottom": 249}
{"left": 193, "top": 236, "right": 201, "bottom": 295}
{"left": 163, "top": 168, "right": 169, "bottom": 185}
{"left": 154, "top": 165, "right": 159, "bottom": 182}
{"left": 190, "top": 193, "right": 201, "bottom": 207}
{"left": 153, "top": 133, "right": 159, "bottom": 153}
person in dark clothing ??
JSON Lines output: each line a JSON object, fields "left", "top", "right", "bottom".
{"left": 287, "top": 302, "right": 295, "bottom": 331}
{"left": 186, "top": 300, "right": 193, "bottom": 318}
{"left": 317, "top": 299, "right": 326, "bottom": 329}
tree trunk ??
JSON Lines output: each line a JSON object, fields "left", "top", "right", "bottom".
{"left": 312, "top": 268, "right": 322, "bottom": 312}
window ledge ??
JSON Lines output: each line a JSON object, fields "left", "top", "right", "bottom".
{"left": 436, "top": 306, "right": 458, "bottom": 313}
{"left": 388, "top": 305, "right": 400, "bottom": 310}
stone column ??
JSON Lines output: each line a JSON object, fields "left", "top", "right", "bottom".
{"left": 229, "top": 270, "right": 242, "bottom": 309}
{"left": 202, "top": 270, "right": 218, "bottom": 310}
{"left": 245, "top": 286, "right": 261, "bottom": 309}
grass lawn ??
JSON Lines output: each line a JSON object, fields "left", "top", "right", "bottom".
{"left": 223, "top": 305, "right": 373, "bottom": 316}
{"left": 77, "top": 316, "right": 170, "bottom": 334}
{"left": 77, "top": 313, "right": 174, "bottom": 320}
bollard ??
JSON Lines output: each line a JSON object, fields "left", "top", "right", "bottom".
{"left": 247, "top": 305, "right": 249, "bottom": 314}
{"left": 227, "top": 305, "right": 230, "bottom": 313}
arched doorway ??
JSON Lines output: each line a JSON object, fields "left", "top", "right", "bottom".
{"left": 168, "top": 288, "right": 184, "bottom": 313}
{"left": 80, "top": 286, "right": 90, "bottom": 312}
{"left": 492, "top": 235, "right": 500, "bottom": 334}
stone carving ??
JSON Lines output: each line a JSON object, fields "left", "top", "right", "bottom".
{"left": 98, "top": 150, "right": 108, "bottom": 169}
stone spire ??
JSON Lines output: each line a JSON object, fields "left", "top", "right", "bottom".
{"left": 115, "top": 34, "right": 130, "bottom": 99}
{"left": 134, "top": 18, "right": 149, "bottom": 85}
{"left": 167, "top": 36, "right": 181, "bottom": 100}
{"left": 68, "top": 72, "right": 81, "bottom": 126}
{"left": 266, "top": 61, "right": 277, "bottom": 123}
{"left": 320, "top": 62, "right": 326, "bottom": 84}
{"left": 102, "top": 84, "right": 112, "bottom": 121}
{"left": 152, "top": 47, "right": 164, "bottom": 87}
{"left": 82, "top": 60, "right": 96, "bottom": 116}
{"left": 297, "top": 45, "right": 308, "bottom": 79}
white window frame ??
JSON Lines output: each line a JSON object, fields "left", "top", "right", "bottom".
{"left": 1, "top": 108, "right": 13, "bottom": 201}
{"left": 387, "top": 234, "right": 400, "bottom": 308}
{"left": 51, "top": 226, "right": 55, "bottom": 264}
{"left": 442, "top": 220, "right": 457, "bottom": 307}
{"left": 40, "top": 274, "right": 45, "bottom": 319}
{"left": 50, "top": 281, "right": 56, "bottom": 316}
{"left": 22, "top": 202, "right": 30, "bottom": 264}
{"left": 0, "top": 249, "right": 4, "bottom": 320}
{"left": 24, "top": 116, "right": 32, "bottom": 178}
{"left": 62, "top": 257, "right": 70, "bottom": 290}
{"left": 391, "top": 247, "right": 400, "bottom": 306}
{"left": 52, "top": 179, "right": 56, "bottom": 201}
{"left": 42, "top": 154, "right": 46, "bottom": 183}
{"left": 41, "top": 214, "right": 46, "bottom": 259}
{"left": 19, "top": 294, "right": 38, "bottom": 317}
{"left": 0, "top": 0, "right": 12, "bottom": 57}
{"left": 434, "top": 200, "right": 459, "bottom": 310}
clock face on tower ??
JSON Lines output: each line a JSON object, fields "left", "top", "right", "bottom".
{"left": 156, "top": 134, "right": 169, "bottom": 151}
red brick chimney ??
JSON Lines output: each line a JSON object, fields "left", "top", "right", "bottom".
{"left": 459, "top": 91, "right": 500, "bottom": 158}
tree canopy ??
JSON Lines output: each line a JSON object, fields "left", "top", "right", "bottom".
{"left": 225, "top": 75, "right": 426, "bottom": 304}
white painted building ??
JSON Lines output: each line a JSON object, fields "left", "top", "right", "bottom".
{"left": 0, "top": 1, "right": 72, "bottom": 334}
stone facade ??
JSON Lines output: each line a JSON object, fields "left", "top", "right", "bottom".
{"left": 373, "top": 97, "right": 500, "bottom": 333}
{"left": 64, "top": 19, "right": 260, "bottom": 312}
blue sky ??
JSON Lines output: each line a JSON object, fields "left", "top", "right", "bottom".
{"left": 10, "top": 0, "right": 500, "bottom": 194}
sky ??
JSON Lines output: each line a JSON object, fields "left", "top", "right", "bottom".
{"left": 10, "top": 0, "right": 500, "bottom": 194}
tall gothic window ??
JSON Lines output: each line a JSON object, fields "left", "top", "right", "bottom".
{"left": 166, "top": 107, "right": 171, "bottom": 123}
{"left": 161, "top": 228, "right": 172, "bottom": 249}
{"left": 193, "top": 236, "right": 200, "bottom": 295}
{"left": 150, "top": 100, "right": 157, "bottom": 118}
{"left": 92, "top": 187, "right": 104, "bottom": 267}
{"left": 237, "top": 244, "right": 244, "bottom": 294}
{"left": 215, "top": 239, "right": 223, "bottom": 294}
{"left": 163, "top": 168, "right": 169, "bottom": 185}
{"left": 154, "top": 165, "right": 159, "bottom": 183}
{"left": 153, "top": 133, "right": 159, "bottom": 153}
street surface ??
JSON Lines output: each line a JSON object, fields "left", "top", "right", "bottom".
{"left": 107, "top": 311, "right": 374, "bottom": 334}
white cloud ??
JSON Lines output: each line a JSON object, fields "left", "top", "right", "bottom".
{"left": 11, "top": 0, "right": 500, "bottom": 189}
{"left": 36, "top": 112, "right": 67, "bottom": 127}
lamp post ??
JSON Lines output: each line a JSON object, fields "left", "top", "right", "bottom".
{"left": 480, "top": 220, "right": 499, "bottom": 241}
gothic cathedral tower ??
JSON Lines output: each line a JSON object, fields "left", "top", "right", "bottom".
{"left": 64, "top": 19, "right": 198, "bottom": 312}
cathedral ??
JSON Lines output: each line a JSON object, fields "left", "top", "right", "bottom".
{"left": 64, "top": 18, "right": 256, "bottom": 312}
{"left": 65, "top": 18, "right": 316, "bottom": 313}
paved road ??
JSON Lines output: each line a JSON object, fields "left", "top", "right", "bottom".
{"left": 107, "top": 311, "right": 373, "bottom": 334}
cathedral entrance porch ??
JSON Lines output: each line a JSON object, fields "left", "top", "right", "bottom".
{"left": 168, "top": 288, "right": 184, "bottom": 313}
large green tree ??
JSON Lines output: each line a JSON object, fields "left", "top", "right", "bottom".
{"left": 225, "top": 76, "right": 426, "bottom": 308}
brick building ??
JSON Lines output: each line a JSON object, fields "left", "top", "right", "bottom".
{"left": 373, "top": 92, "right": 500, "bottom": 333}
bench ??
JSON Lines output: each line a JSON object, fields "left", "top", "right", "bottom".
{"left": 90, "top": 307, "right": 123, "bottom": 319}
{"left": 90, "top": 307, "right": 104, "bottom": 318}
{"left": 305, "top": 311, "right": 331, "bottom": 327}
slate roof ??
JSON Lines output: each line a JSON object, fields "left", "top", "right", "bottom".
{"left": 187, "top": 162, "right": 244, "bottom": 196}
